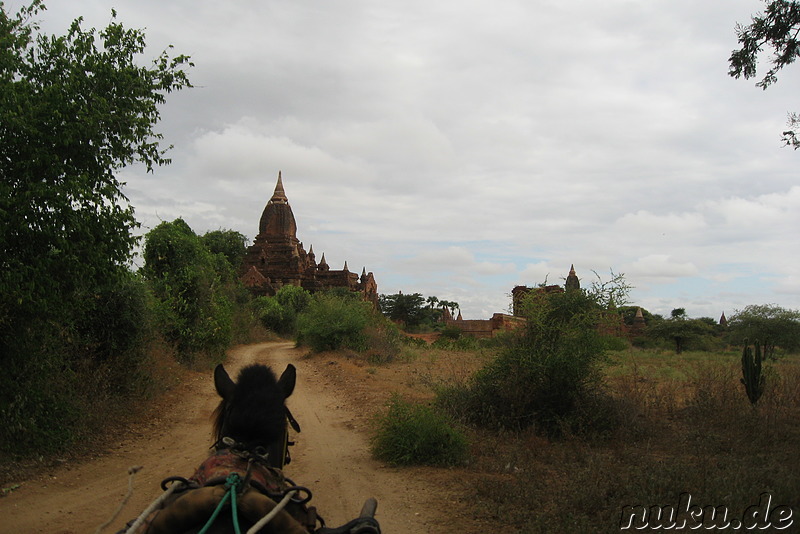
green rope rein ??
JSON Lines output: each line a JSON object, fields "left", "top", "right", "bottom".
{"left": 197, "top": 473, "right": 244, "bottom": 534}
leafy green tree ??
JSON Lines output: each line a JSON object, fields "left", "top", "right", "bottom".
{"left": 588, "top": 269, "right": 633, "bottom": 309}
{"left": 380, "top": 292, "right": 429, "bottom": 328}
{"left": 0, "top": 1, "right": 191, "bottom": 455}
{"left": 202, "top": 229, "right": 248, "bottom": 270}
{"left": 142, "top": 219, "right": 232, "bottom": 360}
{"left": 729, "top": 0, "right": 800, "bottom": 147}
{"left": 647, "top": 310, "right": 715, "bottom": 353}
{"left": 727, "top": 304, "right": 800, "bottom": 357}
{"left": 0, "top": 1, "right": 192, "bottom": 329}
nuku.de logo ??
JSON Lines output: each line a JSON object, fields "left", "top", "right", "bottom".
{"left": 620, "top": 492, "right": 793, "bottom": 530}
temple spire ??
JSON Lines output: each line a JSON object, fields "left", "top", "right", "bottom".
{"left": 565, "top": 264, "right": 580, "bottom": 291}
{"left": 271, "top": 171, "right": 288, "bottom": 203}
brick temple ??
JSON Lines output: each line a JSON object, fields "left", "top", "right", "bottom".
{"left": 240, "top": 172, "right": 379, "bottom": 304}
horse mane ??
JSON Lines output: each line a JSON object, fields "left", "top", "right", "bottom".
{"left": 212, "top": 364, "right": 288, "bottom": 449}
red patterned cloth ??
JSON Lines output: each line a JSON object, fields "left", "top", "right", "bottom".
{"left": 189, "top": 449, "right": 286, "bottom": 494}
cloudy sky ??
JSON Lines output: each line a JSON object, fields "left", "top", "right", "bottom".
{"left": 31, "top": 0, "right": 800, "bottom": 319}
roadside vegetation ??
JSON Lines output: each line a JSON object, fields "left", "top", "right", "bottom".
{"left": 364, "top": 276, "right": 800, "bottom": 532}
{"left": 0, "top": 1, "right": 194, "bottom": 460}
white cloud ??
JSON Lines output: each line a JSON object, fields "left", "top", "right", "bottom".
{"left": 627, "top": 255, "right": 700, "bottom": 281}
{"left": 30, "top": 0, "right": 800, "bottom": 319}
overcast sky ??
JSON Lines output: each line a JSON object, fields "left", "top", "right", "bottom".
{"left": 31, "top": 0, "right": 800, "bottom": 319}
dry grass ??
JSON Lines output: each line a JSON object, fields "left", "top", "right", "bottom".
{"left": 460, "top": 348, "right": 800, "bottom": 532}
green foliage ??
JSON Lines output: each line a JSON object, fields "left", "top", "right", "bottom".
{"left": 0, "top": 273, "right": 154, "bottom": 454}
{"left": 0, "top": 1, "right": 190, "bottom": 456}
{"left": 646, "top": 313, "right": 716, "bottom": 354}
{"left": 741, "top": 341, "right": 766, "bottom": 405}
{"left": 379, "top": 292, "right": 427, "bottom": 328}
{"left": 253, "top": 285, "right": 311, "bottom": 336}
{"left": 0, "top": 1, "right": 192, "bottom": 331}
{"left": 201, "top": 229, "right": 248, "bottom": 270}
{"left": 440, "top": 289, "right": 614, "bottom": 437}
{"left": 142, "top": 218, "right": 233, "bottom": 361}
{"left": 296, "top": 292, "right": 373, "bottom": 352}
{"left": 618, "top": 306, "right": 655, "bottom": 326}
{"left": 587, "top": 269, "right": 634, "bottom": 308}
{"left": 431, "top": 334, "right": 481, "bottom": 351}
{"left": 378, "top": 292, "right": 453, "bottom": 331}
{"left": 729, "top": 1, "right": 800, "bottom": 147}
{"left": 440, "top": 325, "right": 462, "bottom": 340}
{"left": 600, "top": 335, "right": 630, "bottom": 351}
{"left": 727, "top": 304, "right": 800, "bottom": 358}
{"left": 372, "top": 395, "right": 468, "bottom": 466}
{"left": 296, "top": 291, "right": 404, "bottom": 359}
{"left": 275, "top": 284, "right": 312, "bottom": 314}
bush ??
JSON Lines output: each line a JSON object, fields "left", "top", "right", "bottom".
{"left": 0, "top": 274, "right": 155, "bottom": 455}
{"left": 601, "top": 335, "right": 629, "bottom": 351}
{"left": 439, "top": 289, "right": 614, "bottom": 437}
{"left": 141, "top": 218, "right": 234, "bottom": 362}
{"left": 253, "top": 285, "right": 312, "bottom": 336}
{"left": 440, "top": 325, "right": 462, "bottom": 340}
{"left": 296, "top": 292, "right": 372, "bottom": 352}
{"left": 372, "top": 395, "right": 468, "bottom": 466}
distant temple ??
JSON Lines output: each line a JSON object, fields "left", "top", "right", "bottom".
{"left": 240, "top": 172, "right": 378, "bottom": 304}
{"left": 511, "top": 264, "right": 581, "bottom": 316}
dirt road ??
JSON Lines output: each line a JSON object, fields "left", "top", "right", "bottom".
{"left": 0, "top": 342, "right": 459, "bottom": 533}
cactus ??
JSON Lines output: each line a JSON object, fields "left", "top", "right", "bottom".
{"left": 740, "top": 341, "right": 766, "bottom": 405}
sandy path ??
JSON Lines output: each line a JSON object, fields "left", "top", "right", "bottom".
{"left": 0, "top": 342, "right": 439, "bottom": 533}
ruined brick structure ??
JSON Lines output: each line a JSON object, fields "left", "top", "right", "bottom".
{"left": 240, "top": 173, "right": 378, "bottom": 304}
{"left": 446, "top": 313, "right": 525, "bottom": 339}
{"left": 511, "top": 264, "right": 581, "bottom": 316}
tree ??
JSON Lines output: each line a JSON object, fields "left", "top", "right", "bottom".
{"left": 729, "top": 1, "right": 800, "bottom": 147}
{"left": 202, "top": 229, "right": 249, "bottom": 270}
{"left": 647, "top": 310, "right": 715, "bottom": 354}
{"left": 727, "top": 304, "right": 800, "bottom": 358}
{"left": 379, "top": 292, "right": 429, "bottom": 328}
{"left": 588, "top": 269, "right": 633, "bottom": 309}
{"left": 0, "top": 1, "right": 192, "bottom": 328}
{"left": 0, "top": 1, "right": 191, "bottom": 454}
{"left": 142, "top": 219, "right": 232, "bottom": 360}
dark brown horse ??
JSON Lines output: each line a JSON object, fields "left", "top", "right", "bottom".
{"left": 122, "top": 363, "right": 311, "bottom": 534}
{"left": 212, "top": 363, "right": 299, "bottom": 469}
{"left": 121, "top": 363, "right": 379, "bottom": 533}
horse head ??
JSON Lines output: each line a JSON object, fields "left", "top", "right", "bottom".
{"left": 212, "top": 363, "right": 297, "bottom": 468}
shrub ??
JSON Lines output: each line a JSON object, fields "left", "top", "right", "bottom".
{"left": 253, "top": 296, "right": 292, "bottom": 335}
{"left": 440, "top": 325, "right": 462, "bottom": 340}
{"left": 296, "top": 292, "right": 372, "bottom": 352}
{"left": 141, "top": 218, "right": 234, "bottom": 362}
{"left": 439, "top": 289, "right": 614, "bottom": 437}
{"left": 0, "top": 274, "right": 155, "bottom": 455}
{"left": 372, "top": 395, "right": 468, "bottom": 466}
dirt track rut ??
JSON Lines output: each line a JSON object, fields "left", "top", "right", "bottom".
{"left": 0, "top": 342, "right": 441, "bottom": 533}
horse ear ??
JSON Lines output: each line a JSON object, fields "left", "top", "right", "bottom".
{"left": 214, "top": 364, "right": 235, "bottom": 400}
{"left": 278, "top": 364, "right": 296, "bottom": 398}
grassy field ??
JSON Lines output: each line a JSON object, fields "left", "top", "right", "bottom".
{"left": 452, "top": 347, "right": 800, "bottom": 532}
